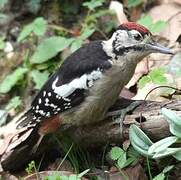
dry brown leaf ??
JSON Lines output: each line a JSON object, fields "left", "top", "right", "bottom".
{"left": 148, "top": 3, "right": 181, "bottom": 42}
{"left": 109, "top": 1, "right": 128, "bottom": 24}
{"left": 109, "top": 163, "right": 148, "bottom": 180}
{"left": 0, "top": 172, "right": 18, "bottom": 180}
{"left": 126, "top": 58, "right": 149, "bottom": 89}
{"left": 133, "top": 82, "right": 175, "bottom": 101}
{"left": 120, "top": 87, "right": 135, "bottom": 99}
{"left": 173, "top": 0, "right": 181, "bottom": 5}
{"left": 159, "top": 0, "right": 181, "bottom": 5}
{"left": 46, "top": 158, "right": 73, "bottom": 172}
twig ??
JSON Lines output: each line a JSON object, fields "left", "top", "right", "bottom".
{"left": 48, "top": 24, "right": 75, "bottom": 34}
{"left": 144, "top": 85, "right": 181, "bottom": 101}
{"left": 167, "top": 11, "right": 181, "bottom": 23}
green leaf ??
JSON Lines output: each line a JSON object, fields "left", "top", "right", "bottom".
{"left": 70, "top": 39, "right": 83, "bottom": 52}
{"left": 138, "top": 76, "right": 151, "bottom": 89}
{"left": 33, "top": 17, "right": 47, "bottom": 36}
{"left": 31, "top": 36, "right": 73, "bottom": 64}
{"left": 17, "top": 17, "right": 47, "bottom": 42}
{"left": 138, "top": 68, "right": 167, "bottom": 88}
{"left": 153, "top": 148, "right": 181, "bottom": 159}
{"left": 110, "top": 147, "right": 124, "bottom": 160}
{"left": 17, "top": 24, "right": 33, "bottom": 42}
{"left": 0, "top": 37, "right": 5, "bottom": 49}
{"left": 127, "top": 147, "right": 140, "bottom": 165}
{"left": 0, "top": 0, "right": 8, "bottom": 9}
{"left": 153, "top": 173, "right": 165, "bottom": 180}
{"left": 129, "top": 125, "right": 153, "bottom": 156}
{"left": 149, "top": 21, "right": 167, "bottom": 33}
{"left": 69, "top": 175, "right": 80, "bottom": 180}
{"left": 30, "top": 70, "right": 49, "bottom": 89}
{"left": 163, "top": 165, "right": 174, "bottom": 173}
{"left": 169, "top": 124, "right": 181, "bottom": 138}
{"left": 130, "top": 140, "right": 150, "bottom": 157}
{"left": 44, "top": 175, "right": 62, "bottom": 180}
{"left": 0, "top": 67, "right": 28, "bottom": 93}
{"left": 78, "top": 169, "right": 90, "bottom": 178}
{"left": 80, "top": 27, "right": 95, "bottom": 40}
{"left": 60, "top": 175, "right": 69, "bottom": 180}
{"left": 153, "top": 166, "right": 174, "bottom": 180}
{"left": 128, "top": 0, "right": 143, "bottom": 8}
{"left": 148, "top": 136, "right": 178, "bottom": 154}
{"left": 138, "top": 15, "right": 167, "bottom": 33}
{"left": 138, "top": 15, "right": 153, "bottom": 28}
{"left": 69, "top": 27, "right": 94, "bottom": 53}
{"left": 173, "top": 150, "right": 181, "bottom": 161}
{"left": 83, "top": 0, "right": 105, "bottom": 11}
{"left": 5, "top": 96, "right": 22, "bottom": 110}
{"left": 149, "top": 68, "right": 167, "bottom": 85}
{"left": 129, "top": 125, "right": 153, "bottom": 149}
{"left": 117, "top": 152, "right": 127, "bottom": 169}
{"left": 161, "top": 108, "right": 181, "bottom": 126}
{"left": 161, "top": 108, "right": 181, "bottom": 138}
{"left": 122, "top": 157, "right": 136, "bottom": 168}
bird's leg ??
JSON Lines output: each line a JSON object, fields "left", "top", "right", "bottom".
{"left": 107, "top": 101, "right": 143, "bottom": 127}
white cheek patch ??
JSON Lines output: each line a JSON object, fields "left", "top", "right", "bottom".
{"left": 52, "top": 69, "right": 103, "bottom": 98}
{"left": 102, "top": 30, "right": 128, "bottom": 58}
{"left": 114, "top": 30, "right": 130, "bottom": 51}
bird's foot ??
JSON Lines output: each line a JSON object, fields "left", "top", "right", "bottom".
{"left": 108, "top": 101, "right": 143, "bottom": 128}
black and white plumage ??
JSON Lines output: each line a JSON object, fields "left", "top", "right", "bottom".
{"left": 17, "top": 41, "right": 112, "bottom": 128}
{"left": 16, "top": 22, "right": 173, "bottom": 133}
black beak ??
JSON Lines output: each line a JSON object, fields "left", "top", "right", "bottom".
{"left": 146, "top": 42, "right": 174, "bottom": 55}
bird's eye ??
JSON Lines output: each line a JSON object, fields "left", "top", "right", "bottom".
{"left": 133, "top": 33, "right": 142, "bottom": 41}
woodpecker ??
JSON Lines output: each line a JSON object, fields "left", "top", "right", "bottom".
{"left": 9, "top": 22, "right": 173, "bottom": 152}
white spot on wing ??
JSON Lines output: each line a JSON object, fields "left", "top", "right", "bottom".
{"left": 46, "top": 112, "right": 50, "bottom": 117}
{"left": 43, "top": 91, "right": 46, "bottom": 97}
{"left": 39, "top": 98, "right": 42, "bottom": 104}
{"left": 62, "top": 97, "right": 71, "bottom": 101}
{"left": 39, "top": 110, "right": 45, "bottom": 116}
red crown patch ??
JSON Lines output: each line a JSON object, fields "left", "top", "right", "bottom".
{"left": 119, "top": 22, "right": 150, "bottom": 35}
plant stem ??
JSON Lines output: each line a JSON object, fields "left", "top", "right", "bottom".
{"left": 146, "top": 156, "right": 153, "bottom": 180}
{"left": 48, "top": 24, "right": 73, "bottom": 34}
{"left": 56, "top": 143, "right": 74, "bottom": 170}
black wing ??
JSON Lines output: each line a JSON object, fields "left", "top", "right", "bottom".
{"left": 16, "top": 41, "right": 112, "bottom": 128}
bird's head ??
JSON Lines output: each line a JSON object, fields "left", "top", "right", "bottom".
{"left": 103, "top": 22, "right": 173, "bottom": 64}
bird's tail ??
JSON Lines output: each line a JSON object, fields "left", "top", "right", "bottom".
{"left": 15, "top": 108, "right": 34, "bottom": 129}
{"left": 0, "top": 110, "right": 43, "bottom": 171}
